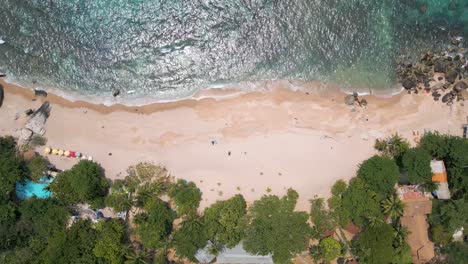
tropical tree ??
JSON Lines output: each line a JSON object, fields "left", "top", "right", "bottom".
{"left": 392, "top": 224, "right": 410, "bottom": 248}
{"left": 319, "top": 237, "right": 342, "bottom": 261}
{"left": 135, "top": 198, "right": 175, "bottom": 249}
{"left": 93, "top": 219, "right": 128, "bottom": 264}
{"left": 203, "top": 194, "right": 247, "bottom": 247}
{"left": 352, "top": 223, "right": 395, "bottom": 264}
{"left": 381, "top": 193, "right": 404, "bottom": 221}
{"left": 328, "top": 180, "right": 351, "bottom": 227}
{"left": 49, "top": 160, "right": 109, "bottom": 206}
{"left": 402, "top": 148, "right": 432, "bottom": 185}
{"left": 243, "top": 189, "right": 310, "bottom": 264}
{"left": 310, "top": 197, "right": 334, "bottom": 232}
{"left": 168, "top": 179, "right": 202, "bottom": 215}
{"left": 342, "top": 178, "right": 384, "bottom": 227}
{"left": 125, "top": 249, "right": 151, "bottom": 264}
{"left": 26, "top": 155, "right": 49, "bottom": 181}
{"left": 357, "top": 155, "right": 400, "bottom": 196}
{"left": 374, "top": 134, "right": 410, "bottom": 165}
{"left": 172, "top": 216, "right": 207, "bottom": 261}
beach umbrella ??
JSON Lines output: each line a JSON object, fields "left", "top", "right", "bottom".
{"left": 81, "top": 155, "right": 87, "bottom": 160}
{"left": 44, "top": 147, "right": 51, "bottom": 154}
{"left": 69, "top": 151, "right": 76, "bottom": 157}
{"left": 58, "top": 150, "right": 64, "bottom": 156}
{"left": 52, "top": 149, "right": 58, "bottom": 155}
{"left": 87, "top": 156, "right": 93, "bottom": 161}
{"left": 64, "top": 150, "right": 70, "bottom": 157}
{"left": 75, "top": 152, "right": 81, "bottom": 158}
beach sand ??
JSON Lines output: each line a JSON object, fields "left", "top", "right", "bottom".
{"left": 1, "top": 80, "right": 466, "bottom": 210}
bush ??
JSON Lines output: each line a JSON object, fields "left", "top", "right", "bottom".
{"left": 357, "top": 155, "right": 399, "bottom": 196}
{"left": 173, "top": 216, "right": 207, "bottom": 261}
{"left": 168, "top": 179, "right": 202, "bottom": 215}
{"left": 319, "top": 237, "right": 342, "bottom": 261}
{"left": 49, "top": 160, "right": 109, "bottom": 205}
{"left": 402, "top": 148, "right": 432, "bottom": 185}
{"left": 29, "top": 134, "right": 47, "bottom": 148}
{"left": 352, "top": 224, "right": 395, "bottom": 264}
{"left": 27, "top": 155, "right": 49, "bottom": 181}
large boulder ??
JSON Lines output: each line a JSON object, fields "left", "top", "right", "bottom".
{"left": 24, "top": 102, "right": 51, "bottom": 135}
{"left": 18, "top": 128, "right": 33, "bottom": 146}
{"left": 442, "top": 93, "right": 454, "bottom": 103}
{"left": 453, "top": 81, "right": 467, "bottom": 92}
{"left": 344, "top": 95, "right": 355, "bottom": 105}
{"left": 434, "top": 61, "right": 446, "bottom": 73}
{"left": 402, "top": 79, "right": 415, "bottom": 90}
{"left": 445, "top": 68, "right": 458, "bottom": 83}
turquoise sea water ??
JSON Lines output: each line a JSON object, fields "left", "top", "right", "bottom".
{"left": 16, "top": 176, "right": 54, "bottom": 200}
{"left": 0, "top": 0, "right": 467, "bottom": 101}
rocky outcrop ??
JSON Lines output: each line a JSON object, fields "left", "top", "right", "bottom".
{"left": 24, "top": 102, "right": 51, "bottom": 135}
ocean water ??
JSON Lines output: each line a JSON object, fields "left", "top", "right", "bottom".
{"left": 0, "top": 0, "right": 467, "bottom": 101}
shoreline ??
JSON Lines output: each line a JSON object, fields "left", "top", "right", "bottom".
{"left": 1, "top": 78, "right": 466, "bottom": 211}
{"left": 1, "top": 78, "right": 403, "bottom": 109}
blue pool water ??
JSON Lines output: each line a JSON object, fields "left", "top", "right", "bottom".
{"left": 16, "top": 176, "right": 54, "bottom": 200}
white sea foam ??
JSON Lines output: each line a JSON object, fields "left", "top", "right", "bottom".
{"left": 0, "top": 38, "right": 5, "bottom": 44}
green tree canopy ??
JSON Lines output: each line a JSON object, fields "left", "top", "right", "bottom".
{"left": 381, "top": 193, "right": 404, "bottom": 221}
{"left": 374, "top": 134, "right": 410, "bottom": 166}
{"left": 352, "top": 223, "right": 395, "bottom": 264}
{"left": 26, "top": 155, "right": 49, "bottom": 182}
{"left": 441, "top": 242, "right": 468, "bottom": 264}
{"left": 49, "top": 160, "right": 109, "bottom": 206}
{"left": 168, "top": 179, "right": 202, "bottom": 215}
{"left": 0, "top": 136, "right": 17, "bottom": 156}
{"left": 357, "top": 155, "right": 399, "bottom": 196}
{"left": 42, "top": 220, "right": 99, "bottom": 264}
{"left": 328, "top": 180, "right": 351, "bottom": 227}
{"left": 135, "top": 198, "right": 176, "bottom": 249}
{"left": 310, "top": 197, "right": 334, "bottom": 232}
{"left": 172, "top": 216, "right": 207, "bottom": 261}
{"left": 105, "top": 192, "right": 133, "bottom": 213}
{"left": 93, "top": 219, "right": 128, "bottom": 264}
{"left": 243, "top": 189, "right": 310, "bottom": 264}
{"left": 342, "top": 178, "right": 384, "bottom": 227}
{"left": 203, "top": 194, "right": 247, "bottom": 248}
{"left": 0, "top": 154, "right": 28, "bottom": 201}
{"left": 319, "top": 237, "right": 342, "bottom": 261}
{"left": 402, "top": 147, "right": 432, "bottom": 185}
{"left": 419, "top": 132, "right": 450, "bottom": 159}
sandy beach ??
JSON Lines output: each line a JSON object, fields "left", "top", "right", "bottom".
{"left": 1, "top": 80, "right": 466, "bottom": 210}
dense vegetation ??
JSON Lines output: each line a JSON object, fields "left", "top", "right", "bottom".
{"left": 1, "top": 131, "right": 466, "bottom": 263}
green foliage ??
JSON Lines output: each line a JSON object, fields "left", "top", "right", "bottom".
{"left": 168, "top": 179, "right": 202, "bottom": 215}
{"left": 429, "top": 199, "right": 468, "bottom": 234}
{"left": 357, "top": 155, "right": 399, "bottom": 196}
{"left": 172, "top": 216, "right": 207, "bottom": 261}
{"left": 402, "top": 147, "right": 432, "bottom": 185}
{"left": 125, "top": 249, "right": 151, "bottom": 264}
{"left": 352, "top": 223, "right": 395, "bottom": 264}
{"left": 374, "top": 134, "right": 410, "bottom": 165}
{"left": 328, "top": 180, "right": 351, "bottom": 227}
{"left": 50, "top": 160, "right": 109, "bottom": 205}
{"left": 28, "top": 134, "right": 47, "bottom": 148}
{"left": 0, "top": 153, "right": 28, "bottom": 200}
{"left": 93, "top": 219, "right": 128, "bottom": 264}
{"left": 441, "top": 242, "right": 468, "bottom": 264}
{"left": 342, "top": 178, "right": 384, "bottom": 227}
{"left": 0, "top": 200, "right": 19, "bottom": 251}
{"left": 26, "top": 155, "right": 48, "bottom": 181}
{"left": 419, "top": 132, "right": 450, "bottom": 159}
{"left": 319, "top": 237, "right": 342, "bottom": 261}
{"left": 243, "top": 189, "right": 310, "bottom": 264}
{"left": 203, "top": 194, "right": 247, "bottom": 247}
{"left": 431, "top": 224, "right": 452, "bottom": 247}
{"left": 42, "top": 220, "right": 99, "bottom": 264}
{"left": 135, "top": 198, "right": 175, "bottom": 249}
{"left": 0, "top": 136, "right": 17, "bottom": 156}
{"left": 310, "top": 197, "right": 334, "bottom": 232}
{"left": 392, "top": 243, "right": 412, "bottom": 264}
{"left": 381, "top": 193, "right": 404, "bottom": 221}
{"left": 105, "top": 192, "right": 133, "bottom": 212}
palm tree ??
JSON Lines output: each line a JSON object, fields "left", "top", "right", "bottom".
{"left": 125, "top": 249, "right": 151, "bottom": 264}
{"left": 381, "top": 193, "right": 404, "bottom": 221}
{"left": 366, "top": 216, "right": 384, "bottom": 227}
{"left": 393, "top": 225, "right": 410, "bottom": 248}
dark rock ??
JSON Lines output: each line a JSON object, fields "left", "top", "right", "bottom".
{"left": 453, "top": 81, "right": 467, "bottom": 92}
{"left": 434, "top": 96, "right": 440, "bottom": 101}
{"left": 443, "top": 83, "right": 451, "bottom": 90}
{"left": 448, "top": 0, "right": 457, "bottom": 10}
{"left": 432, "top": 91, "right": 440, "bottom": 97}
{"left": 402, "top": 79, "right": 415, "bottom": 90}
{"left": 112, "top": 89, "right": 120, "bottom": 97}
{"left": 344, "top": 95, "right": 355, "bottom": 106}
{"left": 0, "top": 84, "right": 3, "bottom": 108}
{"left": 419, "top": 4, "right": 427, "bottom": 15}
{"left": 25, "top": 109, "right": 34, "bottom": 116}
{"left": 432, "top": 83, "right": 443, "bottom": 90}
{"left": 442, "top": 93, "right": 454, "bottom": 103}
{"left": 34, "top": 89, "right": 48, "bottom": 97}
{"left": 445, "top": 68, "right": 458, "bottom": 83}
{"left": 454, "top": 55, "right": 460, "bottom": 61}
{"left": 438, "top": 77, "right": 444, "bottom": 81}
{"left": 0, "top": 72, "right": 5, "bottom": 77}
{"left": 360, "top": 99, "right": 368, "bottom": 107}
{"left": 451, "top": 39, "right": 460, "bottom": 46}
{"left": 434, "top": 61, "right": 446, "bottom": 73}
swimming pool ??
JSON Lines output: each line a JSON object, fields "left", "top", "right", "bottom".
{"left": 16, "top": 176, "right": 54, "bottom": 200}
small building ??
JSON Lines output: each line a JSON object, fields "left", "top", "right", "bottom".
{"left": 430, "top": 160, "right": 451, "bottom": 200}
{"left": 216, "top": 242, "right": 273, "bottom": 264}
